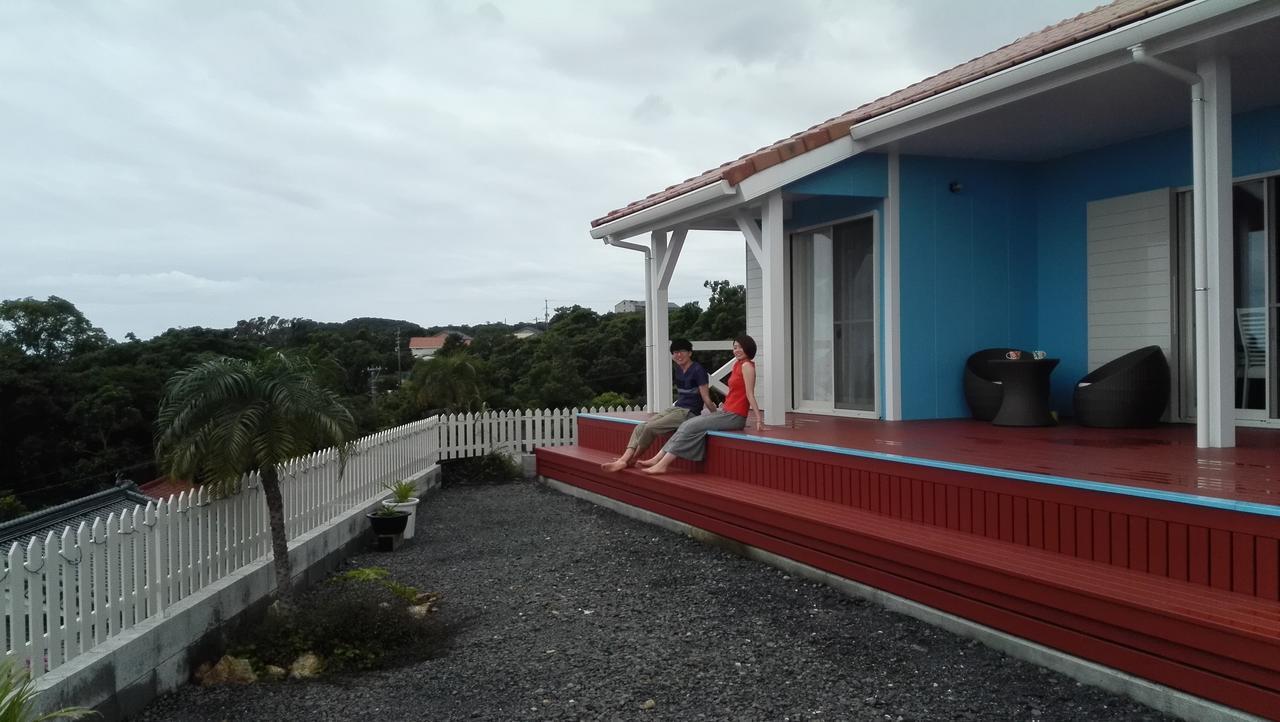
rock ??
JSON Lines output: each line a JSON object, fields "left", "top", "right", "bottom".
{"left": 408, "top": 603, "right": 433, "bottom": 618}
{"left": 413, "top": 591, "right": 441, "bottom": 605}
{"left": 289, "top": 652, "right": 323, "bottom": 679}
{"left": 195, "top": 655, "right": 257, "bottom": 686}
{"left": 264, "top": 665, "right": 287, "bottom": 681}
{"left": 640, "top": 698, "right": 656, "bottom": 710}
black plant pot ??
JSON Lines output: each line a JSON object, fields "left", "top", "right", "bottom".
{"left": 366, "top": 510, "right": 410, "bottom": 536}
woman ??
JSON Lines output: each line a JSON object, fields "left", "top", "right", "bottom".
{"left": 639, "top": 334, "right": 762, "bottom": 475}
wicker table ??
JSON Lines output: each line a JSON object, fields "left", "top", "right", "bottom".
{"left": 989, "top": 358, "right": 1059, "bottom": 427}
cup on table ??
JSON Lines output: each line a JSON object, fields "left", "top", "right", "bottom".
{"left": 1005, "top": 350, "right": 1022, "bottom": 360}
{"left": 1032, "top": 350, "right": 1047, "bottom": 360}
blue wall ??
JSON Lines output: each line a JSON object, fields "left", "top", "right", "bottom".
{"left": 1033, "top": 103, "right": 1280, "bottom": 408}
{"left": 898, "top": 157, "right": 1037, "bottom": 419}
{"left": 770, "top": 104, "right": 1280, "bottom": 421}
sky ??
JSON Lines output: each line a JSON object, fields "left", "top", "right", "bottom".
{"left": 0, "top": 0, "right": 1101, "bottom": 340}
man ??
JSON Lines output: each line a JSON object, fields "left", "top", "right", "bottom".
{"left": 601, "top": 339, "right": 714, "bottom": 472}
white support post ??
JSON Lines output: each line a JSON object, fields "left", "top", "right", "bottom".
{"left": 884, "top": 149, "right": 903, "bottom": 421}
{"left": 650, "top": 230, "right": 671, "bottom": 411}
{"left": 1201, "top": 55, "right": 1234, "bottom": 448}
{"left": 761, "top": 191, "right": 788, "bottom": 426}
{"left": 642, "top": 249, "right": 657, "bottom": 411}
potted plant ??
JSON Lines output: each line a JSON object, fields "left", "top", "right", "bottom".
{"left": 366, "top": 504, "right": 410, "bottom": 538}
{"left": 382, "top": 480, "right": 421, "bottom": 539}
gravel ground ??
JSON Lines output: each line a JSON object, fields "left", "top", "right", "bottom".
{"left": 138, "top": 481, "right": 1174, "bottom": 722}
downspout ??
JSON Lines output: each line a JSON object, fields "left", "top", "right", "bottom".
{"left": 1129, "top": 43, "right": 1208, "bottom": 447}
{"left": 603, "top": 236, "right": 656, "bottom": 410}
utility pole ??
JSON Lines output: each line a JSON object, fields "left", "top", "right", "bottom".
{"left": 544, "top": 299, "right": 549, "bottom": 327}
{"left": 365, "top": 365, "right": 382, "bottom": 404}
{"left": 395, "top": 326, "right": 402, "bottom": 384}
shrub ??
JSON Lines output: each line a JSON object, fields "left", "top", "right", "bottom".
{"left": 231, "top": 567, "right": 447, "bottom": 675}
{"left": 587, "top": 391, "right": 632, "bottom": 408}
{"left": 0, "top": 659, "right": 95, "bottom": 720}
{"left": 441, "top": 449, "right": 522, "bottom": 486}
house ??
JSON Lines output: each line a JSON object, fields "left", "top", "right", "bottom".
{"left": 408, "top": 332, "right": 470, "bottom": 360}
{"left": 512, "top": 325, "right": 542, "bottom": 339}
{"left": 555, "top": 1, "right": 1280, "bottom": 716}
{"left": 0, "top": 486, "right": 153, "bottom": 551}
{"left": 592, "top": 0, "right": 1280, "bottom": 451}
{"left": 613, "top": 299, "right": 679, "bottom": 314}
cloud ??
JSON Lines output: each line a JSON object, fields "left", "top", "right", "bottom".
{"left": 0, "top": 0, "right": 1102, "bottom": 339}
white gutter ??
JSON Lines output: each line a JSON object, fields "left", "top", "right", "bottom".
{"left": 1129, "top": 43, "right": 1209, "bottom": 448}
{"left": 602, "top": 237, "right": 657, "bottom": 409}
{"left": 590, "top": 180, "right": 737, "bottom": 242}
{"left": 848, "top": 0, "right": 1261, "bottom": 151}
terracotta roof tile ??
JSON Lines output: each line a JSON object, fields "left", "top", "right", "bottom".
{"left": 409, "top": 334, "right": 449, "bottom": 350}
{"left": 591, "top": 0, "right": 1191, "bottom": 229}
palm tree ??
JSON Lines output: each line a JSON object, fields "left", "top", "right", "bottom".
{"left": 155, "top": 353, "right": 355, "bottom": 603}
{"left": 414, "top": 353, "right": 483, "bottom": 412}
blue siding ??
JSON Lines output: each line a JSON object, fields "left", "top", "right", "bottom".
{"left": 785, "top": 153, "right": 887, "bottom": 197}
{"left": 1033, "top": 104, "right": 1280, "bottom": 408}
{"left": 898, "top": 156, "right": 1037, "bottom": 419}
{"left": 770, "top": 105, "right": 1280, "bottom": 421}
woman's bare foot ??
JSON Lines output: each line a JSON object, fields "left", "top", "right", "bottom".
{"left": 641, "top": 457, "right": 675, "bottom": 475}
{"left": 635, "top": 456, "right": 659, "bottom": 468}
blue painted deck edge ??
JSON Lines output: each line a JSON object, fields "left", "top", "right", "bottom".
{"left": 575, "top": 413, "right": 1280, "bottom": 519}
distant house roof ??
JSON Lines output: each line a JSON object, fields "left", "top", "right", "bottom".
{"left": 409, "top": 335, "right": 448, "bottom": 350}
{"left": 591, "top": 0, "right": 1190, "bottom": 228}
{"left": 0, "top": 487, "right": 153, "bottom": 551}
{"left": 140, "top": 476, "right": 197, "bottom": 501}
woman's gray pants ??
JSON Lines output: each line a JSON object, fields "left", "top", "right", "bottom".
{"left": 660, "top": 411, "right": 746, "bottom": 462}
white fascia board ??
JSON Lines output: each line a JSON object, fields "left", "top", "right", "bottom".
{"left": 590, "top": 180, "right": 738, "bottom": 242}
{"left": 849, "top": 0, "right": 1267, "bottom": 151}
{"left": 736, "top": 135, "right": 859, "bottom": 203}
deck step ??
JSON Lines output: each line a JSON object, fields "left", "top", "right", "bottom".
{"left": 538, "top": 444, "right": 1280, "bottom": 719}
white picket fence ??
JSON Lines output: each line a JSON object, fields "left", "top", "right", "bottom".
{"left": 434, "top": 406, "right": 641, "bottom": 459}
{"left": 2, "top": 406, "right": 636, "bottom": 679}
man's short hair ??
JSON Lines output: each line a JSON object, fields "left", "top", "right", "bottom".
{"left": 669, "top": 338, "right": 693, "bottom": 353}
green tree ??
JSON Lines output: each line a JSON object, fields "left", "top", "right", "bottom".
{"left": 0, "top": 296, "right": 109, "bottom": 361}
{"left": 154, "top": 353, "right": 355, "bottom": 603}
{"left": 688, "top": 280, "right": 746, "bottom": 341}
{"left": 412, "top": 353, "right": 485, "bottom": 413}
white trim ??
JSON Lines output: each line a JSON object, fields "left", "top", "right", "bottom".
{"left": 734, "top": 208, "right": 764, "bottom": 264}
{"left": 791, "top": 210, "right": 882, "bottom": 235}
{"left": 651, "top": 230, "right": 672, "bottom": 411}
{"left": 761, "top": 191, "right": 788, "bottom": 426}
{"left": 591, "top": 180, "right": 737, "bottom": 241}
{"left": 848, "top": 0, "right": 1265, "bottom": 151}
{"left": 1201, "top": 55, "right": 1235, "bottom": 447}
{"left": 737, "top": 136, "right": 859, "bottom": 203}
{"left": 657, "top": 227, "right": 686, "bottom": 291}
{"left": 883, "top": 149, "right": 902, "bottom": 421}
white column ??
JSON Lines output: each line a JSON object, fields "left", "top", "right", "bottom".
{"left": 884, "top": 149, "right": 903, "bottom": 421}
{"left": 761, "top": 191, "right": 788, "bottom": 426}
{"left": 642, "top": 248, "right": 657, "bottom": 411}
{"left": 650, "top": 230, "right": 671, "bottom": 411}
{"left": 1200, "top": 55, "right": 1234, "bottom": 448}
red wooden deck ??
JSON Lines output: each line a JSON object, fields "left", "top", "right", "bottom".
{"left": 536, "top": 412, "right": 1280, "bottom": 719}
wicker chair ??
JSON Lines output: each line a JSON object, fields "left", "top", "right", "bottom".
{"left": 963, "top": 348, "right": 1031, "bottom": 421}
{"left": 1073, "top": 346, "right": 1170, "bottom": 428}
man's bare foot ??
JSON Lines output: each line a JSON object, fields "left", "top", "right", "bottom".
{"left": 641, "top": 464, "right": 669, "bottom": 475}
{"left": 600, "top": 459, "right": 628, "bottom": 472}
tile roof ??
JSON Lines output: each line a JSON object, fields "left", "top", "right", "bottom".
{"left": 409, "top": 334, "right": 449, "bottom": 350}
{"left": 0, "top": 487, "right": 154, "bottom": 553}
{"left": 140, "top": 476, "right": 197, "bottom": 501}
{"left": 591, "top": 0, "right": 1191, "bottom": 229}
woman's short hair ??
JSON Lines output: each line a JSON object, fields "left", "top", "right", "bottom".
{"left": 669, "top": 338, "right": 693, "bottom": 353}
{"left": 734, "top": 334, "right": 757, "bottom": 360}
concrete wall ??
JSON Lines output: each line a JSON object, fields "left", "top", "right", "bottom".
{"left": 33, "top": 466, "right": 441, "bottom": 721}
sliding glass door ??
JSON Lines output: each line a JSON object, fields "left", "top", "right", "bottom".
{"left": 1175, "top": 176, "right": 1278, "bottom": 422}
{"left": 791, "top": 215, "right": 878, "bottom": 416}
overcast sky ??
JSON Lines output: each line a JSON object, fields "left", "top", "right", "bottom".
{"left": 1, "top": 0, "right": 1100, "bottom": 339}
